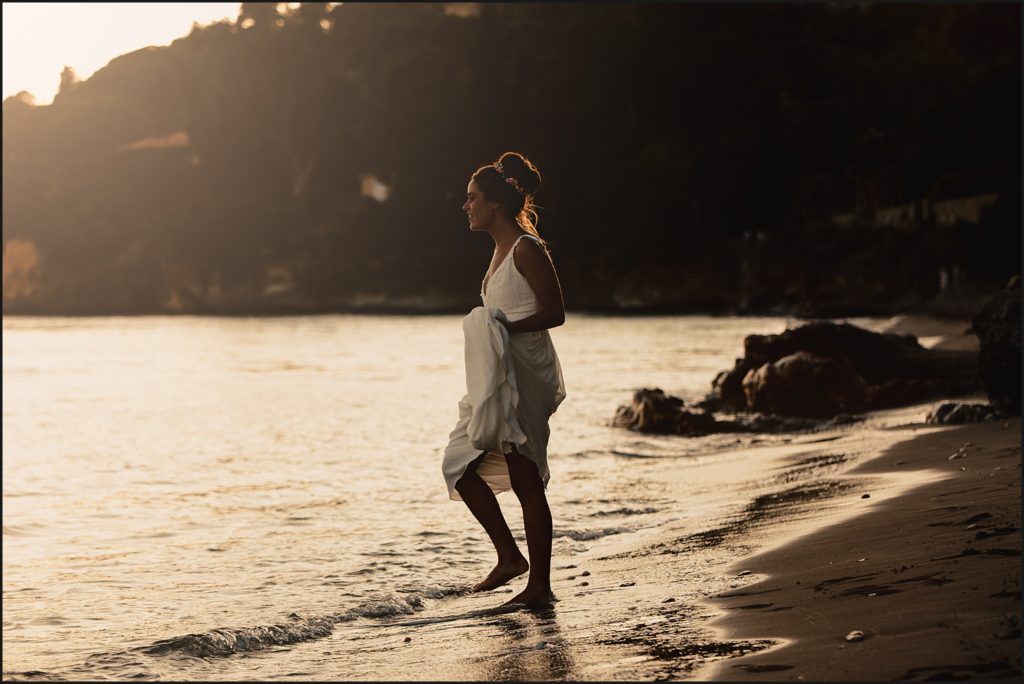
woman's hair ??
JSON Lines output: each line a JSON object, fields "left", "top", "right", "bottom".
{"left": 472, "top": 151, "right": 546, "bottom": 248}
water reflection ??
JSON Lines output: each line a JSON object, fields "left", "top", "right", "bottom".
{"left": 478, "top": 605, "right": 576, "bottom": 681}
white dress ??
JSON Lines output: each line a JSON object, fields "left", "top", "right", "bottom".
{"left": 442, "top": 234, "right": 567, "bottom": 501}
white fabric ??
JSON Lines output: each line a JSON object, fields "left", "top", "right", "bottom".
{"left": 442, "top": 234, "right": 566, "bottom": 501}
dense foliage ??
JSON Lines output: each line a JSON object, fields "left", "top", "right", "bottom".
{"left": 3, "top": 3, "right": 1019, "bottom": 315}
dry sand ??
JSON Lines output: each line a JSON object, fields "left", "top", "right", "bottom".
{"left": 699, "top": 417, "right": 1021, "bottom": 681}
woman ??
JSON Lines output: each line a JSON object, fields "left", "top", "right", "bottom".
{"left": 442, "top": 151, "right": 566, "bottom": 607}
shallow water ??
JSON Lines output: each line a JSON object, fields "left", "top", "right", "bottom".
{"left": 4, "top": 312, "right": 894, "bottom": 680}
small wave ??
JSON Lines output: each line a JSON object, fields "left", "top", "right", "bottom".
{"left": 3, "top": 523, "right": 47, "bottom": 537}
{"left": 144, "top": 616, "right": 337, "bottom": 658}
{"left": 610, "top": 450, "right": 661, "bottom": 459}
{"left": 3, "top": 671, "right": 56, "bottom": 680}
{"left": 590, "top": 507, "right": 660, "bottom": 517}
{"left": 554, "top": 527, "right": 630, "bottom": 541}
{"left": 143, "top": 584, "right": 468, "bottom": 659}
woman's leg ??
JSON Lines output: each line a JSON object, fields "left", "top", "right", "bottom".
{"left": 455, "top": 454, "right": 529, "bottom": 592}
{"left": 504, "top": 447, "right": 555, "bottom": 605}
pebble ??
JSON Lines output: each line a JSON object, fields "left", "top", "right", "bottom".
{"left": 662, "top": 598, "right": 676, "bottom": 603}
{"left": 857, "top": 558, "right": 867, "bottom": 562}
{"left": 579, "top": 581, "right": 589, "bottom": 586}
{"left": 404, "top": 637, "right": 412, "bottom": 643}
{"left": 845, "top": 630, "right": 865, "bottom": 642}
{"left": 534, "top": 641, "right": 547, "bottom": 650}
{"left": 949, "top": 445, "right": 969, "bottom": 461}
{"left": 580, "top": 570, "right": 591, "bottom": 577}
{"left": 737, "top": 570, "right": 752, "bottom": 576}
{"left": 861, "top": 494, "right": 870, "bottom": 499}
{"left": 620, "top": 582, "right": 636, "bottom": 587}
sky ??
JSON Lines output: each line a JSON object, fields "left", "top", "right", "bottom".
{"left": 2, "top": 2, "right": 243, "bottom": 105}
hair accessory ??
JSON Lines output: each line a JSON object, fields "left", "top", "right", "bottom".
{"left": 492, "top": 162, "right": 525, "bottom": 194}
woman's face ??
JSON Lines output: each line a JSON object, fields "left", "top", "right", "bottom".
{"left": 463, "top": 179, "right": 498, "bottom": 232}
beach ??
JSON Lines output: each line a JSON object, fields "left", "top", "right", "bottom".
{"left": 699, "top": 416, "right": 1021, "bottom": 681}
{"left": 3, "top": 314, "right": 1020, "bottom": 680}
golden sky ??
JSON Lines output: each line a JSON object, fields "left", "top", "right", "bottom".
{"left": 2, "top": 2, "right": 242, "bottom": 105}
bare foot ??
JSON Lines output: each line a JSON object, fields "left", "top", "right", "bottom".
{"left": 502, "top": 586, "right": 557, "bottom": 607}
{"left": 472, "top": 556, "right": 529, "bottom": 592}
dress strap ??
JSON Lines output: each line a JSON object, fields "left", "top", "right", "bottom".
{"left": 516, "top": 233, "right": 544, "bottom": 249}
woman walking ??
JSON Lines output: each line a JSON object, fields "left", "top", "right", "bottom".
{"left": 442, "top": 152, "right": 566, "bottom": 607}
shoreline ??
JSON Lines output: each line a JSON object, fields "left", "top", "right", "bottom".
{"left": 697, "top": 417, "right": 1021, "bottom": 681}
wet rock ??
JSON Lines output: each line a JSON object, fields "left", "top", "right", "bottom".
{"left": 742, "top": 352, "right": 867, "bottom": 418}
{"left": 845, "top": 630, "right": 865, "bottom": 642}
{"left": 926, "top": 402, "right": 999, "bottom": 425}
{"left": 613, "top": 388, "right": 719, "bottom": 435}
{"left": 972, "top": 277, "right": 1021, "bottom": 415}
{"left": 614, "top": 388, "right": 863, "bottom": 436}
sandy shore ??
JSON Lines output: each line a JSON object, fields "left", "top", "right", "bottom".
{"left": 698, "top": 417, "right": 1021, "bottom": 681}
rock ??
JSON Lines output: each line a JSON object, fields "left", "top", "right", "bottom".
{"left": 742, "top": 352, "right": 867, "bottom": 418}
{"left": 614, "top": 388, "right": 864, "bottom": 436}
{"left": 737, "top": 570, "right": 752, "bottom": 576}
{"left": 865, "top": 378, "right": 953, "bottom": 411}
{"left": 613, "top": 388, "right": 719, "bottom": 435}
{"left": 926, "top": 402, "right": 999, "bottom": 424}
{"left": 702, "top": 321, "right": 980, "bottom": 417}
{"left": 845, "top": 630, "right": 865, "bottom": 642}
{"left": 581, "top": 571, "right": 591, "bottom": 577}
{"left": 972, "top": 277, "right": 1021, "bottom": 415}
{"left": 404, "top": 637, "right": 412, "bottom": 643}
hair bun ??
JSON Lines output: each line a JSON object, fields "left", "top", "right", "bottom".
{"left": 497, "top": 152, "right": 542, "bottom": 195}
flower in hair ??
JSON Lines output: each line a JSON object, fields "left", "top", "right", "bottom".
{"left": 493, "top": 161, "right": 525, "bottom": 194}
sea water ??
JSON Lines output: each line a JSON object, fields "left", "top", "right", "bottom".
{"left": 3, "top": 312, "right": 854, "bottom": 679}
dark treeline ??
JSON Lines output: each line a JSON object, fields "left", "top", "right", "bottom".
{"left": 2, "top": 3, "right": 1019, "bottom": 316}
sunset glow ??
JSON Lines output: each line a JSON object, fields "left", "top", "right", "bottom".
{"left": 2, "top": 2, "right": 240, "bottom": 105}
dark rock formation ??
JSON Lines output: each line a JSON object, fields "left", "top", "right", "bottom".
{"left": 613, "top": 387, "right": 863, "bottom": 436}
{"left": 742, "top": 351, "right": 867, "bottom": 418}
{"left": 971, "top": 276, "right": 1021, "bottom": 415}
{"left": 926, "top": 402, "right": 1000, "bottom": 425}
{"left": 701, "top": 321, "right": 979, "bottom": 417}
{"left": 613, "top": 388, "right": 718, "bottom": 435}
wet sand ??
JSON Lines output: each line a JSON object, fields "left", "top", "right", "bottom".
{"left": 699, "top": 417, "right": 1021, "bottom": 681}
{"left": 278, "top": 401, "right": 1023, "bottom": 682}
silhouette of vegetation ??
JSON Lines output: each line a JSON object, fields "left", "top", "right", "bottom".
{"left": 2, "top": 3, "right": 1019, "bottom": 315}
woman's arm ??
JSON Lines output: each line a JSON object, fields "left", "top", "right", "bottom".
{"left": 502, "top": 238, "right": 565, "bottom": 334}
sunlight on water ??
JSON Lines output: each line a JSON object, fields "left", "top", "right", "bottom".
{"left": 3, "top": 313, "right": 796, "bottom": 678}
